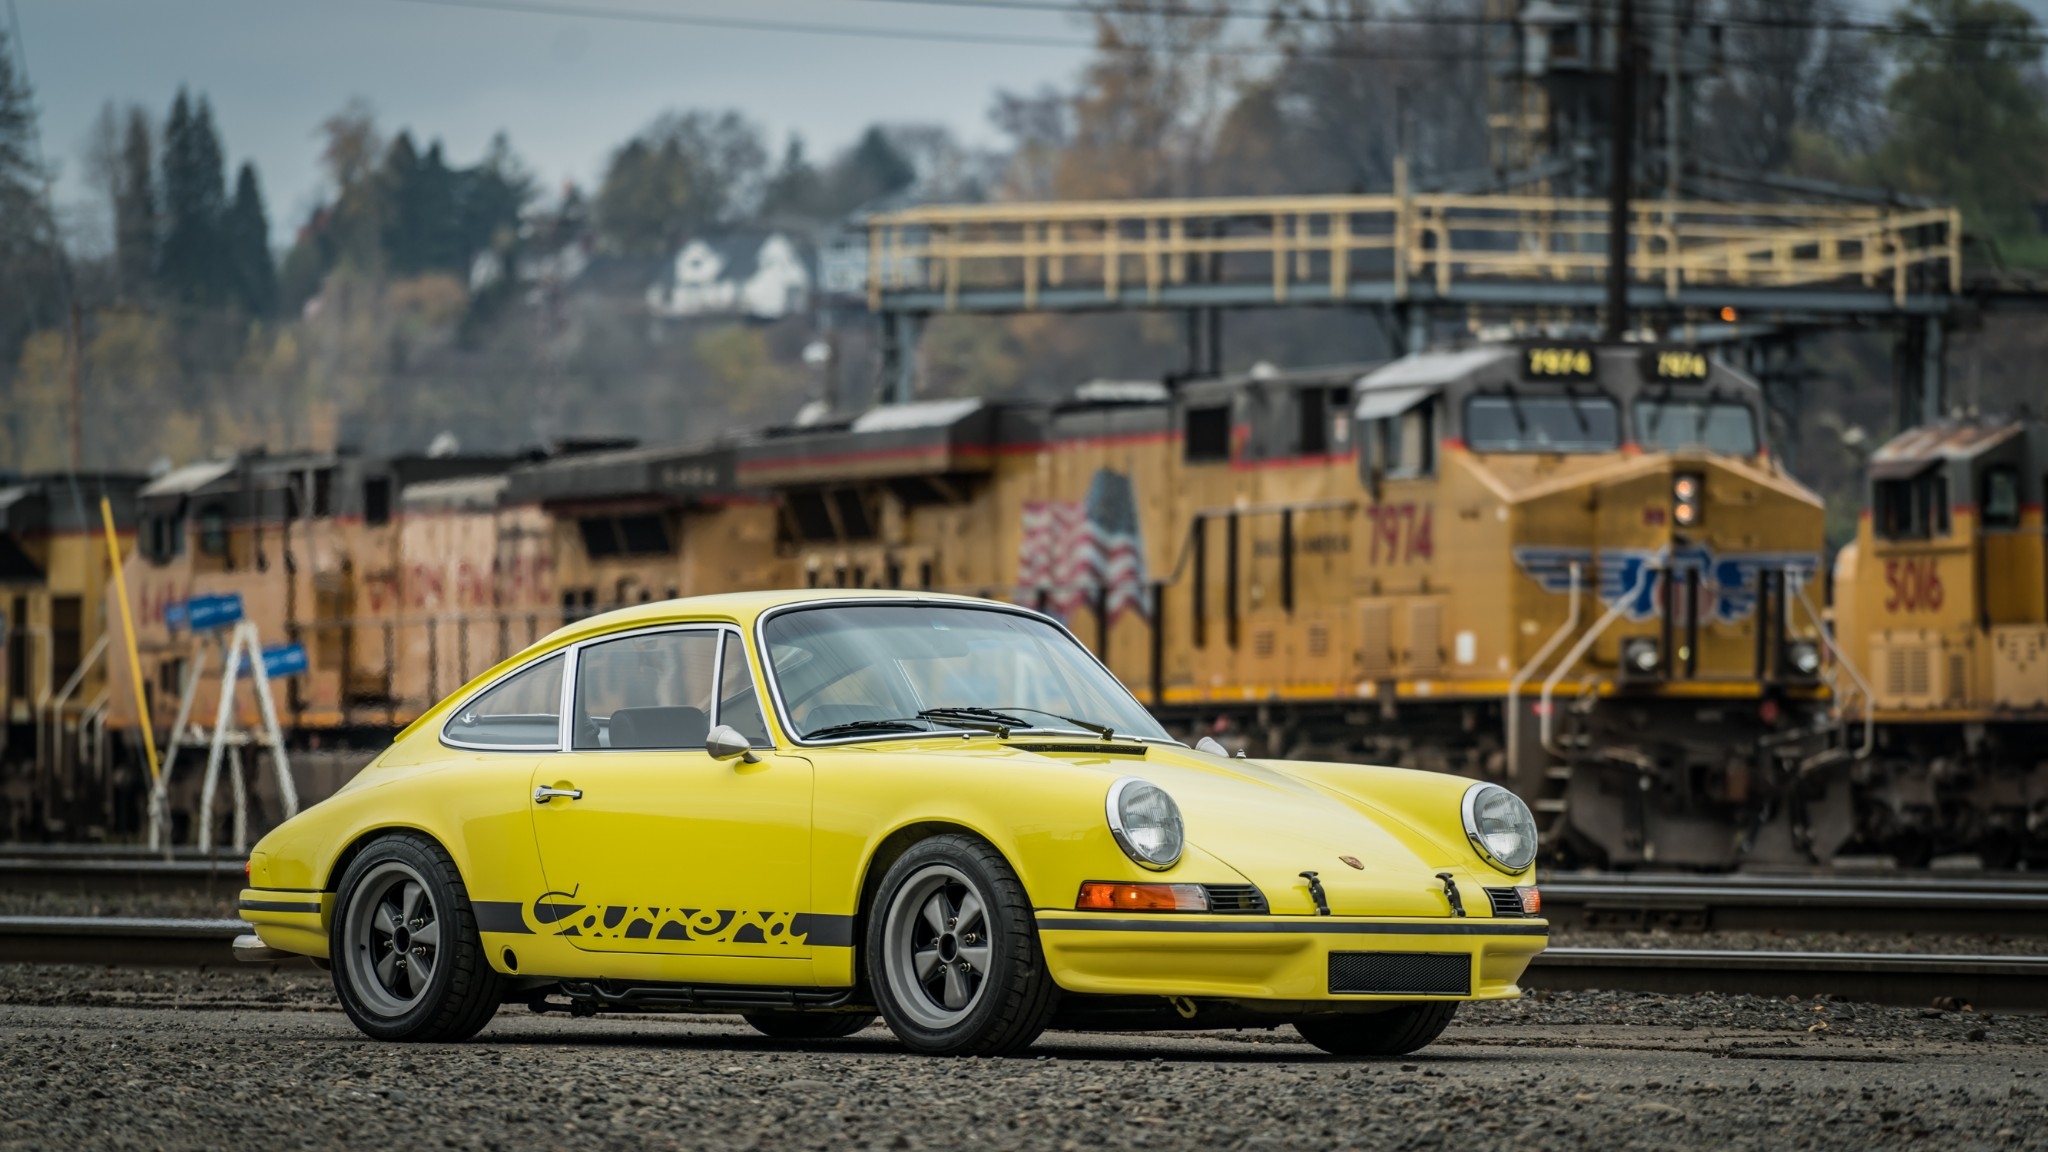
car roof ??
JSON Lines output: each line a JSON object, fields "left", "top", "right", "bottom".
{"left": 546, "top": 588, "right": 1011, "bottom": 639}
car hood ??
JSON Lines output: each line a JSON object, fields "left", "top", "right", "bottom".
{"left": 915, "top": 736, "right": 1496, "bottom": 917}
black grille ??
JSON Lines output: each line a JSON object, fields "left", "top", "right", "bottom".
{"left": 1328, "top": 952, "right": 1471, "bottom": 996}
{"left": 1200, "top": 884, "right": 1268, "bottom": 913}
{"left": 1485, "top": 887, "right": 1531, "bottom": 917}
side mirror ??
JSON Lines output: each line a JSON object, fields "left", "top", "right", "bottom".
{"left": 706, "top": 724, "right": 760, "bottom": 764}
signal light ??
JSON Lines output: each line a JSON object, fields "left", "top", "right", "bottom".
{"left": 1673, "top": 471, "right": 1704, "bottom": 528}
{"left": 1719, "top": 306, "right": 1738, "bottom": 322}
{"left": 1076, "top": 881, "right": 1209, "bottom": 912}
{"left": 1518, "top": 888, "right": 1542, "bottom": 915}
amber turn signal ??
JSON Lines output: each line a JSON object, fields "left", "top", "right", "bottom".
{"left": 1518, "top": 887, "right": 1542, "bottom": 915}
{"left": 1076, "top": 881, "right": 1209, "bottom": 912}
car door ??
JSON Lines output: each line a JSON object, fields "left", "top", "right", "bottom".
{"left": 528, "top": 625, "right": 816, "bottom": 987}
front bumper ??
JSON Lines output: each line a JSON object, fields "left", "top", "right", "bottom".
{"left": 1035, "top": 913, "right": 1547, "bottom": 1002}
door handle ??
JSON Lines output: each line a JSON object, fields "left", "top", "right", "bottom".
{"left": 533, "top": 785, "right": 583, "bottom": 804}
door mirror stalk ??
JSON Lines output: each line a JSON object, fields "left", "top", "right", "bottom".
{"left": 706, "top": 725, "right": 761, "bottom": 764}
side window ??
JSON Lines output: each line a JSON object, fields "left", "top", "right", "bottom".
{"left": 1184, "top": 405, "right": 1231, "bottom": 462}
{"left": 573, "top": 630, "right": 718, "bottom": 750}
{"left": 718, "top": 633, "right": 771, "bottom": 746}
{"left": 1983, "top": 465, "right": 2020, "bottom": 530}
{"left": 444, "top": 654, "right": 564, "bottom": 748}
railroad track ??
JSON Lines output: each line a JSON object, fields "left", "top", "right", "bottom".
{"left": 1537, "top": 872, "right": 2048, "bottom": 935}
{"left": 5, "top": 917, "right": 2044, "bottom": 1013}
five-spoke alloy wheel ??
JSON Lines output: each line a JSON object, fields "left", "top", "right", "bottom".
{"left": 331, "top": 833, "right": 503, "bottom": 1042}
{"left": 867, "top": 834, "right": 1055, "bottom": 1056}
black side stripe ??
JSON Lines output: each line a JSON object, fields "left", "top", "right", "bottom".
{"left": 1035, "top": 916, "right": 1549, "bottom": 937}
{"left": 474, "top": 902, "right": 533, "bottom": 935}
{"left": 790, "top": 914, "right": 855, "bottom": 948}
{"left": 238, "top": 899, "right": 323, "bottom": 914}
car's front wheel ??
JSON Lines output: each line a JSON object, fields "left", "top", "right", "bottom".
{"left": 1294, "top": 1002, "right": 1458, "bottom": 1056}
{"left": 867, "top": 834, "right": 1055, "bottom": 1056}
{"left": 331, "top": 832, "right": 504, "bottom": 1042}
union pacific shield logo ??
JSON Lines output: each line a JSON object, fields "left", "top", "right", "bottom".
{"left": 1512, "top": 545, "right": 1821, "bottom": 624}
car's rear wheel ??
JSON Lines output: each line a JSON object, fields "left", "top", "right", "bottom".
{"left": 331, "top": 833, "right": 504, "bottom": 1042}
{"left": 743, "top": 1012, "right": 877, "bottom": 1039}
{"left": 1293, "top": 1002, "right": 1459, "bottom": 1056}
{"left": 867, "top": 834, "right": 1055, "bottom": 1056}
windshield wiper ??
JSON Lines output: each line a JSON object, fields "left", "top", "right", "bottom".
{"left": 803, "top": 718, "right": 935, "bottom": 739}
{"left": 917, "top": 706, "right": 1030, "bottom": 734}
{"left": 983, "top": 706, "right": 1120, "bottom": 741}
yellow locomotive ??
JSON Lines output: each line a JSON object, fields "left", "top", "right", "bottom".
{"left": 704, "top": 344, "right": 1832, "bottom": 868}
{"left": 1833, "top": 419, "right": 2048, "bottom": 865}
{"left": 75, "top": 344, "right": 2045, "bottom": 867}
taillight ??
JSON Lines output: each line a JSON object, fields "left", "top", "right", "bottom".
{"left": 1075, "top": 881, "right": 1209, "bottom": 912}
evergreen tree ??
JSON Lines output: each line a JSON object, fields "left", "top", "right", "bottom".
{"left": 832, "top": 126, "right": 917, "bottom": 208}
{"left": 226, "top": 163, "right": 276, "bottom": 317}
{"left": 0, "top": 24, "right": 63, "bottom": 373}
{"left": 158, "top": 90, "right": 230, "bottom": 305}
{"left": 115, "top": 107, "right": 157, "bottom": 297}
{"left": 380, "top": 131, "right": 424, "bottom": 272}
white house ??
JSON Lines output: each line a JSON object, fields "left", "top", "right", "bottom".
{"left": 647, "top": 233, "right": 811, "bottom": 321}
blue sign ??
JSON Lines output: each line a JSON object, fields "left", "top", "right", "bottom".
{"left": 260, "top": 643, "right": 308, "bottom": 679}
{"left": 163, "top": 602, "right": 188, "bottom": 631}
{"left": 184, "top": 593, "right": 245, "bottom": 632}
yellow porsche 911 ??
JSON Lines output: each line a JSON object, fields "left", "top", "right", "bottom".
{"left": 237, "top": 591, "right": 1545, "bottom": 1057}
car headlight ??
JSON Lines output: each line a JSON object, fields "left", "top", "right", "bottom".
{"left": 1787, "top": 639, "right": 1822, "bottom": 677}
{"left": 1106, "top": 777, "right": 1184, "bottom": 870}
{"left": 1462, "top": 783, "right": 1538, "bottom": 873}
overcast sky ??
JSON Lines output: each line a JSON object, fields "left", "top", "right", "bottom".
{"left": 13, "top": 0, "right": 1094, "bottom": 247}
{"left": 15, "top": 0, "right": 2048, "bottom": 249}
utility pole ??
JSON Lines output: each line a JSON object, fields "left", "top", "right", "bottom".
{"left": 1604, "top": 0, "right": 1636, "bottom": 343}
{"left": 67, "top": 302, "right": 82, "bottom": 471}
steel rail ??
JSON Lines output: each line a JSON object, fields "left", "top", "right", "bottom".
{"left": 1528, "top": 948, "right": 2048, "bottom": 1014}
{"left": 1536, "top": 872, "right": 2048, "bottom": 936}
{"left": 0, "top": 917, "right": 267, "bottom": 967}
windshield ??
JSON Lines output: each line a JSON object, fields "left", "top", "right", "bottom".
{"left": 1635, "top": 399, "right": 1759, "bottom": 456}
{"left": 1464, "top": 394, "right": 1620, "bottom": 453}
{"left": 762, "top": 603, "right": 1171, "bottom": 742}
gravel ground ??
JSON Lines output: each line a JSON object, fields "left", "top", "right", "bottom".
{"left": 1, "top": 965, "right": 2044, "bottom": 1151}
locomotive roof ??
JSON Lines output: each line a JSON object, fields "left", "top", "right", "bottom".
{"left": 504, "top": 439, "right": 741, "bottom": 506}
{"left": 1352, "top": 342, "right": 1763, "bottom": 419}
{"left": 1869, "top": 420, "right": 2027, "bottom": 479}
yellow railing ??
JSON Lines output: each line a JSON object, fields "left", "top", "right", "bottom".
{"left": 865, "top": 194, "right": 1962, "bottom": 311}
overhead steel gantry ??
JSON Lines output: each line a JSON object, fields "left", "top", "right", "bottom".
{"left": 863, "top": 191, "right": 1966, "bottom": 432}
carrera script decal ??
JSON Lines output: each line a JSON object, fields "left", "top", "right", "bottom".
{"left": 526, "top": 887, "right": 809, "bottom": 946}
{"left": 1512, "top": 545, "right": 1822, "bottom": 625}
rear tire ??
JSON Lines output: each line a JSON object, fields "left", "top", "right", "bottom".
{"left": 330, "top": 832, "right": 504, "bottom": 1042}
{"left": 866, "top": 834, "right": 1056, "bottom": 1056}
{"left": 743, "top": 1012, "right": 877, "bottom": 1040}
{"left": 1294, "top": 1002, "right": 1458, "bottom": 1057}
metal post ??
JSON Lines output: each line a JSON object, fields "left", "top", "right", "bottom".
{"left": 887, "top": 312, "right": 921, "bottom": 404}
{"left": 243, "top": 619, "right": 298, "bottom": 822}
{"left": 1605, "top": 0, "right": 1637, "bottom": 342}
{"left": 197, "top": 628, "right": 245, "bottom": 854}
{"left": 1920, "top": 315, "right": 1945, "bottom": 425}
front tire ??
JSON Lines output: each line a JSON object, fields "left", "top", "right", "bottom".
{"left": 866, "top": 834, "right": 1056, "bottom": 1056}
{"left": 330, "top": 832, "right": 504, "bottom": 1042}
{"left": 743, "top": 1012, "right": 877, "bottom": 1040}
{"left": 1294, "top": 1002, "right": 1458, "bottom": 1057}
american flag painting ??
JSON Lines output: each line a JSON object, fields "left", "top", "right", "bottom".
{"left": 1016, "top": 468, "right": 1151, "bottom": 622}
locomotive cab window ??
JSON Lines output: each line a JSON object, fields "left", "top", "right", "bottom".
{"left": 1982, "top": 465, "right": 2020, "bottom": 530}
{"left": 1185, "top": 405, "right": 1231, "bottom": 463}
{"left": 1464, "top": 394, "right": 1619, "bottom": 454}
{"left": 1874, "top": 469, "right": 1950, "bottom": 540}
{"left": 1365, "top": 404, "right": 1435, "bottom": 478}
{"left": 1635, "top": 399, "right": 1758, "bottom": 456}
